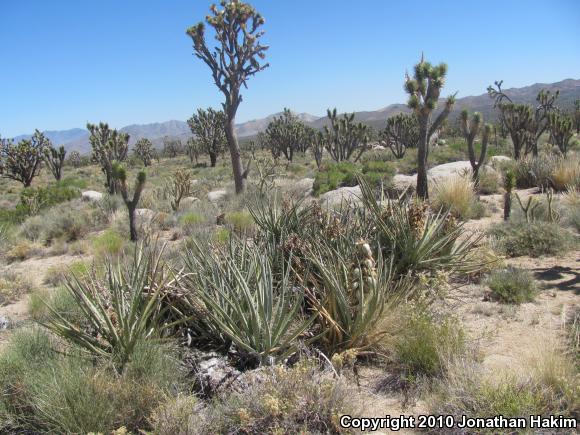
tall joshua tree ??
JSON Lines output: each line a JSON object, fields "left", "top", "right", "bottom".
{"left": 0, "top": 130, "right": 49, "bottom": 187}
{"left": 112, "top": 162, "right": 146, "bottom": 242}
{"left": 44, "top": 145, "right": 67, "bottom": 181}
{"left": 404, "top": 56, "right": 456, "bottom": 199}
{"left": 574, "top": 99, "right": 580, "bottom": 134}
{"left": 187, "top": 108, "right": 226, "bottom": 167}
{"left": 87, "top": 122, "right": 129, "bottom": 195}
{"left": 460, "top": 110, "right": 491, "bottom": 184}
{"left": 187, "top": 0, "right": 269, "bottom": 193}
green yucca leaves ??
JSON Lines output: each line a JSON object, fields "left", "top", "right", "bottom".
{"left": 358, "top": 177, "right": 483, "bottom": 278}
{"left": 180, "top": 238, "right": 315, "bottom": 364}
{"left": 41, "top": 242, "right": 178, "bottom": 373}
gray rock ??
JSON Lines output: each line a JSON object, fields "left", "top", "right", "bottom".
{"left": 81, "top": 190, "right": 103, "bottom": 202}
{"left": 490, "top": 155, "right": 511, "bottom": 163}
{"left": 428, "top": 161, "right": 473, "bottom": 181}
{"left": 183, "top": 350, "right": 241, "bottom": 398}
{"left": 207, "top": 189, "right": 228, "bottom": 203}
{"left": 319, "top": 185, "right": 362, "bottom": 206}
{"left": 180, "top": 196, "right": 199, "bottom": 210}
{"left": 0, "top": 316, "right": 11, "bottom": 330}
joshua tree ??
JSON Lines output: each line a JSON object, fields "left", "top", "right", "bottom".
{"left": 0, "top": 130, "right": 50, "bottom": 187}
{"left": 186, "top": 137, "right": 201, "bottom": 164}
{"left": 67, "top": 150, "right": 82, "bottom": 168}
{"left": 88, "top": 122, "right": 129, "bottom": 194}
{"left": 503, "top": 170, "right": 515, "bottom": 221}
{"left": 133, "top": 138, "right": 154, "bottom": 167}
{"left": 112, "top": 162, "right": 146, "bottom": 242}
{"left": 322, "top": 108, "right": 369, "bottom": 162}
{"left": 264, "top": 108, "right": 308, "bottom": 162}
{"left": 488, "top": 81, "right": 559, "bottom": 158}
{"left": 187, "top": 0, "right": 269, "bottom": 193}
{"left": 44, "top": 144, "right": 67, "bottom": 181}
{"left": 187, "top": 108, "right": 226, "bottom": 167}
{"left": 459, "top": 110, "right": 491, "bottom": 184}
{"left": 404, "top": 56, "right": 456, "bottom": 199}
{"left": 548, "top": 112, "right": 574, "bottom": 155}
{"left": 165, "top": 169, "right": 191, "bottom": 211}
{"left": 380, "top": 113, "right": 419, "bottom": 159}
{"left": 162, "top": 137, "right": 183, "bottom": 158}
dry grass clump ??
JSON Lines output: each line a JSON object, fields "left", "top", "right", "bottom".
{"left": 432, "top": 175, "right": 480, "bottom": 220}
{"left": 0, "top": 271, "right": 33, "bottom": 305}
{"left": 430, "top": 349, "right": 579, "bottom": 431}
{"left": 151, "top": 361, "right": 359, "bottom": 435}
{"left": 5, "top": 240, "right": 43, "bottom": 262}
{"left": 551, "top": 156, "right": 580, "bottom": 191}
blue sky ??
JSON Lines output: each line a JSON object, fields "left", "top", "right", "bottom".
{"left": 1, "top": 0, "right": 579, "bottom": 137}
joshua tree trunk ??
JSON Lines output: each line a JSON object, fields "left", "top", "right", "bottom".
{"left": 128, "top": 207, "right": 137, "bottom": 242}
{"left": 416, "top": 122, "right": 429, "bottom": 199}
{"left": 225, "top": 112, "right": 246, "bottom": 194}
{"left": 209, "top": 151, "right": 217, "bottom": 167}
{"left": 503, "top": 192, "right": 511, "bottom": 221}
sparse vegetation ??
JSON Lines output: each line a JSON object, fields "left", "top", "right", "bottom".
{"left": 485, "top": 267, "right": 537, "bottom": 304}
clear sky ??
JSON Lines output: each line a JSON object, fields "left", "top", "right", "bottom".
{"left": 1, "top": 0, "right": 579, "bottom": 137}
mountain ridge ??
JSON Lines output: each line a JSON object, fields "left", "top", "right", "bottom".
{"left": 10, "top": 78, "right": 579, "bottom": 154}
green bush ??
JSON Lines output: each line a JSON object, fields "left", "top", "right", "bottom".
{"left": 394, "top": 311, "right": 465, "bottom": 377}
{"left": 92, "top": 229, "right": 125, "bottom": 257}
{"left": 312, "top": 162, "right": 360, "bottom": 196}
{"left": 17, "top": 183, "right": 81, "bottom": 216}
{"left": 226, "top": 211, "right": 254, "bottom": 234}
{"left": 488, "top": 221, "right": 575, "bottom": 257}
{"left": 477, "top": 168, "right": 500, "bottom": 194}
{"left": 485, "top": 267, "right": 537, "bottom": 304}
{"left": 0, "top": 329, "right": 180, "bottom": 434}
{"left": 361, "top": 160, "right": 395, "bottom": 187}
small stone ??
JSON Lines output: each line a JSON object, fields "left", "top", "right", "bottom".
{"left": 0, "top": 316, "right": 12, "bottom": 330}
{"left": 81, "top": 190, "right": 103, "bottom": 201}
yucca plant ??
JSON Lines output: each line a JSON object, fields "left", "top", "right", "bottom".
{"left": 306, "top": 239, "right": 406, "bottom": 355}
{"left": 358, "top": 177, "right": 482, "bottom": 278}
{"left": 41, "top": 241, "right": 178, "bottom": 373}
{"left": 179, "top": 238, "right": 314, "bottom": 365}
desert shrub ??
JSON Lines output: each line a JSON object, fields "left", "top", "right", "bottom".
{"left": 477, "top": 167, "right": 500, "bottom": 194}
{"left": 488, "top": 221, "right": 575, "bottom": 257}
{"left": 179, "top": 212, "right": 204, "bottom": 232}
{"left": 16, "top": 182, "right": 81, "bottom": 216}
{"left": 213, "top": 227, "right": 231, "bottom": 244}
{"left": 431, "top": 352, "right": 579, "bottom": 428}
{"left": 43, "top": 260, "right": 90, "bottom": 287}
{"left": 151, "top": 361, "right": 358, "bottom": 435}
{"left": 92, "top": 229, "right": 125, "bottom": 257}
{"left": 21, "top": 200, "right": 93, "bottom": 244}
{"left": 513, "top": 154, "right": 558, "bottom": 189}
{"left": 429, "top": 144, "right": 465, "bottom": 165}
{"left": 93, "top": 193, "right": 124, "bottom": 225}
{"left": 312, "top": 162, "right": 359, "bottom": 196}
{"left": 551, "top": 156, "right": 580, "bottom": 191}
{"left": 0, "top": 329, "right": 180, "bottom": 434}
{"left": 361, "top": 160, "right": 395, "bottom": 189}
{"left": 485, "top": 267, "right": 537, "bottom": 304}
{"left": 393, "top": 311, "right": 465, "bottom": 378}
{"left": 29, "top": 286, "right": 83, "bottom": 324}
{"left": 0, "top": 271, "right": 33, "bottom": 305}
{"left": 5, "top": 240, "right": 41, "bottom": 262}
{"left": 226, "top": 210, "right": 254, "bottom": 234}
{"left": 432, "top": 176, "right": 478, "bottom": 220}
{"left": 561, "top": 187, "right": 580, "bottom": 231}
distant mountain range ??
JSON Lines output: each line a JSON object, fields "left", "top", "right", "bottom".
{"left": 11, "top": 78, "right": 579, "bottom": 154}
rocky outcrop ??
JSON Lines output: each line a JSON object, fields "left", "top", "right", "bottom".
{"left": 81, "top": 190, "right": 103, "bottom": 202}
